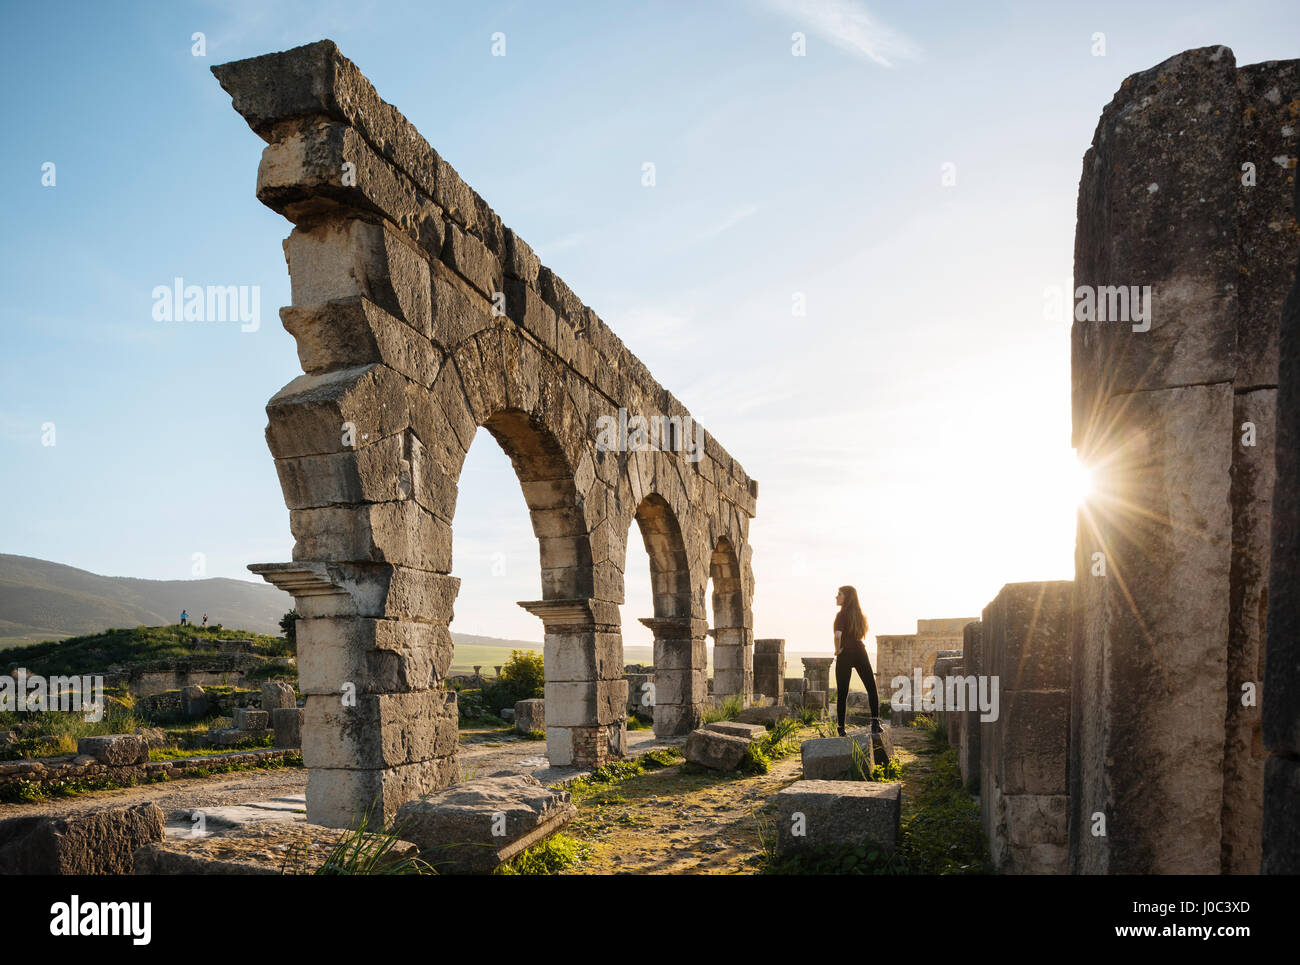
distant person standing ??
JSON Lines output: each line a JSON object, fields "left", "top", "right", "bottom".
{"left": 180, "top": 610, "right": 189, "bottom": 626}
{"left": 201, "top": 614, "right": 208, "bottom": 627}
{"left": 833, "top": 585, "right": 881, "bottom": 737}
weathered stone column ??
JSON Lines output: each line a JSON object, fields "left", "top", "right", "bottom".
{"left": 802, "top": 657, "right": 834, "bottom": 695}
{"left": 252, "top": 562, "right": 458, "bottom": 829}
{"left": 958, "top": 620, "right": 982, "bottom": 791}
{"left": 981, "top": 581, "right": 1071, "bottom": 875}
{"left": 519, "top": 599, "right": 627, "bottom": 767}
{"left": 753, "top": 638, "right": 786, "bottom": 700}
{"left": 1069, "top": 47, "right": 1297, "bottom": 874}
{"left": 711, "top": 626, "right": 752, "bottom": 699}
{"left": 640, "top": 616, "right": 707, "bottom": 736}
{"left": 1264, "top": 165, "right": 1300, "bottom": 874}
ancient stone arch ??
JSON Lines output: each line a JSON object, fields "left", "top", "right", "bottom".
{"left": 213, "top": 40, "right": 757, "bottom": 828}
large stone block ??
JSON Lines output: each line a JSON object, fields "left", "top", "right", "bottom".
{"left": 653, "top": 702, "right": 702, "bottom": 738}
{"left": 997, "top": 795, "right": 1069, "bottom": 875}
{"left": 272, "top": 707, "right": 304, "bottom": 748}
{"left": 514, "top": 698, "right": 545, "bottom": 734}
{"left": 703, "top": 721, "right": 767, "bottom": 741}
{"left": 0, "top": 804, "right": 164, "bottom": 875}
{"left": 684, "top": 728, "right": 750, "bottom": 771}
{"left": 134, "top": 822, "right": 420, "bottom": 875}
{"left": 302, "top": 690, "right": 457, "bottom": 769}
{"left": 305, "top": 755, "right": 459, "bottom": 828}
{"left": 981, "top": 582, "right": 1072, "bottom": 691}
{"left": 233, "top": 707, "right": 270, "bottom": 731}
{"left": 280, "top": 297, "right": 440, "bottom": 385}
{"left": 543, "top": 680, "right": 627, "bottom": 727}
{"left": 181, "top": 685, "right": 209, "bottom": 720}
{"left": 735, "top": 704, "right": 789, "bottom": 727}
{"left": 995, "top": 692, "right": 1068, "bottom": 796}
{"left": 1070, "top": 383, "right": 1233, "bottom": 874}
{"left": 773, "top": 780, "right": 901, "bottom": 855}
{"left": 1071, "top": 45, "right": 1241, "bottom": 437}
{"left": 394, "top": 774, "right": 575, "bottom": 874}
{"left": 801, "top": 737, "right": 875, "bottom": 781}
{"left": 77, "top": 734, "right": 149, "bottom": 766}
{"left": 296, "top": 616, "right": 453, "bottom": 695}
{"left": 261, "top": 680, "right": 298, "bottom": 713}
{"left": 285, "top": 219, "right": 432, "bottom": 335}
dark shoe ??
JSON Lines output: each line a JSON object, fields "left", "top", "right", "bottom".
{"left": 871, "top": 718, "right": 884, "bottom": 734}
{"left": 837, "top": 726, "right": 847, "bottom": 737}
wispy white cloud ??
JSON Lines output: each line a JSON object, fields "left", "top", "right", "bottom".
{"left": 691, "top": 204, "right": 760, "bottom": 244}
{"left": 762, "top": 0, "right": 921, "bottom": 67}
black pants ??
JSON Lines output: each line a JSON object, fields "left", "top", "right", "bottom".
{"left": 836, "top": 644, "right": 879, "bottom": 730}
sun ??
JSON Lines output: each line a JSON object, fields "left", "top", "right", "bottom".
{"left": 1069, "top": 456, "right": 1095, "bottom": 507}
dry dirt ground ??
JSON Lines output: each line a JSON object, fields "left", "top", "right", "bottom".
{"left": 559, "top": 719, "right": 931, "bottom": 874}
{"left": 0, "top": 717, "right": 933, "bottom": 878}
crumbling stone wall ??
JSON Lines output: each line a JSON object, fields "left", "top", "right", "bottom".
{"left": 1070, "top": 47, "right": 1298, "bottom": 874}
{"left": 874, "top": 617, "right": 974, "bottom": 708}
{"left": 980, "top": 581, "right": 1072, "bottom": 874}
{"left": 213, "top": 41, "right": 758, "bottom": 828}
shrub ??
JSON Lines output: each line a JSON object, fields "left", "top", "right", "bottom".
{"left": 480, "top": 650, "right": 544, "bottom": 712}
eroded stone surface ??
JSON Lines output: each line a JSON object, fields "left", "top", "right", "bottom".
{"left": 393, "top": 774, "right": 575, "bottom": 873}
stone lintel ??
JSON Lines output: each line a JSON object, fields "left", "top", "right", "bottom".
{"left": 249, "top": 561, "right": 345, "bottom": 599}
{"left": 518, "top": 598, "right": 619, "bottom": 631}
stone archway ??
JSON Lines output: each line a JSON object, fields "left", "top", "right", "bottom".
{"left": 630, "top": 493, "right": 706, "bottom": 736}
{"left": 217, "top": 39, "right": 758, "bottom": 829}
{"left": 709, "top": 537, "right": 751, "bottom": 699}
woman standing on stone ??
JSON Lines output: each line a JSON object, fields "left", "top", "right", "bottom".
{"left": 834, "top": 585, "right": 881, "bottom": 737}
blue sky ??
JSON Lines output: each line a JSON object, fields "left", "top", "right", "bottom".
{"left": 3, "top": 0, "right": 1297, "bottom": 655}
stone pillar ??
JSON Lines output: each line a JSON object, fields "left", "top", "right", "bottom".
{"left": 874, "top": 634, "right": 916, "bottom": 707}
{"left": 252, "top": 562, "right": 458, "bottom": 829}
{"left": 958, "top": 620, "right": 982, "bottom": 791}
{"left": 640, "top": 616, "right": 707, "bottom": 737}
{"left": 753, "top": 639, "right": 786, "bottom": 700}
{"left": 981, "top": 581, "right": 1072, "bottom": 875}
{"left": 519, "top": 599, "right": 627, "bottom": 767}
{"left": 711, "top": 626, "right": 752, "bottom": 699}
{"left": 1070, "top": 48, "right": 1297, "bottom": 875}
{"left": 1264, "top": 152, "right": 1300, "bottom": 874}
{"left": 802, "top": 657, "right": 834, "bottom": 695}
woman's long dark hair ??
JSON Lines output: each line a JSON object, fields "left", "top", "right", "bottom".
{"left": 838, "top": 585, "right": 868, "bottom": 641}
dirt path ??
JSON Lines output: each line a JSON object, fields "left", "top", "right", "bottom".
{"left": 563, "top": 721, "right": 933, "bottom": 874}
{"left": 0, "top": 766, "right": 308, "bottom": 820}
{"left": 0, "top": 724, "right": 667, "bottom": 822}
{"left": 0, "top": 720, "right": 937, "bottom": 872}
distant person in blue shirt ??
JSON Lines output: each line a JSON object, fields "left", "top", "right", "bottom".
{"left": 180, "top": 610, "right": 189, "bottom": 626}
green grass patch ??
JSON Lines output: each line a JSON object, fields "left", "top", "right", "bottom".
{"left": 740, "top": 717, "right": 802, "bottom": 774}
{"left": 494, "top": 833, "right": 593, "bottom": 875}
{"left": 701, "top": 693, "right": 744, "bottom": 724}
{"left": 564, "top": 747, "right": 683, "bottom": 800}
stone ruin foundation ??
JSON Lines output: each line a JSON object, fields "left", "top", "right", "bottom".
{"left": 212, "top": 40, "right": 758, "bottom": 828}
{"left": 978, "top": 582, "right": 1072, "bottom": 874}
